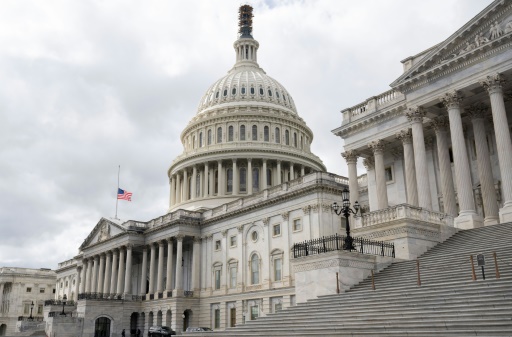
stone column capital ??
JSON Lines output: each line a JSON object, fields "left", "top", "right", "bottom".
{"left": 466, "top": 102, "right": 489, "bottom": 120}
{"left": 368, "top": 139, "right": 385, "bottom": 154}
{"left": 480, "top": 73, "right": 505, "bottom": 94}
{"left": 221, "top": 230, "right": 228, "bottom": 237}
{"left": 363, "top": 157, "right": 375, "bottom": 170}
{"left": 395, "top": 128, "right": 413, "bottom": 144}
{"left": 158, "top": 240, "right": 165, "bottom": 247}
{"left": 176, "top": 234, "right": 185, "bottom": 242}
{"left": 193, "top": 236, "right": 202, "bottom": 243}
{"left": 232, "top": 158, "right": 237, "bottom": 164}
{"left": 281, "top": 212, "right": 289, "bottom": 220}
{"left": 237, "top": 225, "right": 244, "bottom": 233}
{"left": 341, "top": 150, "right": 358, "bottom": 164}
{"left": 406, "top": 106, "right": 426, "bottom": 123}
{"left": 429, "top": 116, "right": 449, "bottom": 133}
{"left": 440, "top": 91, "right": 463, "bottom": 110}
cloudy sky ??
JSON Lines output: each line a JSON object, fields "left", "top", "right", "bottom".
{"left": 0, "top": 0, "right": 493, "bottom": 269}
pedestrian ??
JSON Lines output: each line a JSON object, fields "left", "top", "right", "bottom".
{"left": 136, "top": 329, "right": 141, "bottom": 337}
{"left": 121, "top": 329, "right": 125, "bottom": 337}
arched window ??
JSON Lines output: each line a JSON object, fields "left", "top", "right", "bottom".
{"left": 240, "top": 167, "right": 247, "bottom": 193}
{"left": 285, "top": 130, "right": 290, "bottom": 145}
{"left": 275, "top": 128, "right": 280, "bottom": 144}
{"left": 199, "top": 132, "right": 203, "bottom": 147}
{"left": 232, "top": 87, "right": 237, "bottom": 95}
{"left": 259, "top": 86, "right": 264, "bottom": 96}
{"left": 252, "top": 125, "right": 258, "bottom": 141}
{"left": 217, "top": 127, "right": 222, "bottom": 143}
{"left": 208, "top": 130, "right": 212, "bottom": 145}
{"left": 241, "top": 86, "right": 246, "bottom": 95}
{"left": 214, "top": 170, "right": 218, "bottom": 194}
{"left": 264, "top": 126, "right": 269, "bottom": 142}
{"left": 252, "top": 168, "right": 260, "bottom": 192}
{"left": 240, "top": 125, "right": 246, "bottom": 141}
{"left": 300, "top": 135, "right": 303, "bottom": 149}
{"left": 268, "top": 89, "right": 272, "bottom": 97}
{"left": 188, "top": 176, "right": 192, "bottom": 200}
{"left": 267, "top": 168, "right": 272, "bottom": 187}
{"left": 251, "top": 254, "right": 260, "bottom": 285}
{"left": 250, "top": 87, "right": 255, "bottom": 95}
{"left": 192, "top": 135, "right": 196, "bottom": 149}
{"left": 196, "top": 174, "right": 200, "bottom": 197}
{"left": 294, "top": 132, "right": 298, "bottom": 147}
{"left": 228, "top": 126, "right": 234, "bottom": 142}
{"left": 226, "top": 168, "right": 233, "bottom": 193}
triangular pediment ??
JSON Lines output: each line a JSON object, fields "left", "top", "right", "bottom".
{"left": 391, "top": 0, "right": 512, "bottom": 91}
{"left": 79, "top": 217, "right": 127, "bottom": 250}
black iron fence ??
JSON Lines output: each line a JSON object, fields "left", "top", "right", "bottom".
{"left": 18, "top": 316, "right": 44, "bottom": 322}
{"left": 184, "top": 291, "right": 194, "bottom": 297}
{"left": 77, "top": 293, "right": 142, "bottom": 301}
{"left": 44, "top": 299, "right": 76, "bottom": 306}
{"left": 292, "top": 234, "right": 395, "bottom": 258}
{"left": 48, "top": 311, "right": 74, "bottom": 318}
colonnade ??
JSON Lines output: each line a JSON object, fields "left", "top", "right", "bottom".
{"left": 342, "top": 74, "right": 512, "bottom": 227}
{"left": 78, "top": 235, "right": 202, "bottom": 299}
{"left": 170, "top": 159, "right": 310, "bottom": 207}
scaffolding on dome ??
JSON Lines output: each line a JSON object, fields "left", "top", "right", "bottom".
{"left": 238, "top": 5, "right": 254, "bottom": 37}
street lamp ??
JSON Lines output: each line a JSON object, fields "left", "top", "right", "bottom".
{"left": 29, "top": 301, "right": 34, "bottom": 320}
{"left": 60, "top": 294, "right": 67, "bottom": 317}
{"left": 332, "top": 188, "right": 360, "bottom": 251}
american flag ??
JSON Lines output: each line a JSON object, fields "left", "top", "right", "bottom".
{"left": 117, "top": 188, "right": 132, "bottom": 201}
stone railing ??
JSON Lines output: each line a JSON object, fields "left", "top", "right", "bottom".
{"left": 132, "top": 209, "right": 202, "bottom": 230}
{"left": 357, "top": 204, "right": 454, "bottom": 228}
{"left": 357, "top": 174, "right": 368, "bottom": 187}
{"left": 57, "top": 259, "right": 76, "bottom": 269}
{"left": 341, "top": 89, "right": 405, "bottom": 124}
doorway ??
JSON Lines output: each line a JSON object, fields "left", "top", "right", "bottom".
{"left": 94, "top": 317, "right": 111, "bottom": 337}
{"left": 230, "top": 308, "right": 236, "bottom": 327}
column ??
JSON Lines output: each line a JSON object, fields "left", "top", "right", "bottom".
{"left": 481, "top": 74, "right": 512, "bottom": 222}
{"left": 140, "top": 247, "right": 148, "bottom": 296}
{"left": 406, "top": 107, "right": 432, "bottom": 210}
{"left": 79, "top": 261, "right": 87, "bottom": 294}
{"left": 247, "top": 159, "right": 253, "bottom": 194}
{"left": 262, "top": 159, "right": 267, "bottom": 188}
{"left": 97, "top": 254, "right": 105, "bottom": 294}
{"left": 191, "top": 166, "right": 197, "bottom": 199}
{"left": 0, "top": 283, "right": 4, "bottom": 312}
{"left": 396, "top": 129, "right": 419, "bottom": 207}
{"left": 103, "top": 251, "right": 112, "bottom": 296}
{"left": 175, "top": 172, "right": 181, "bottom": 204}
{"left": 289, "top": 163, "right": 294, "bottom": 180}
{"left": 232, "top": 159, "right": 239, "bottom": 196}
{"left": 157, "top": 241, "right": 165, "bottom": 294}
{"left": 74, "top": 268, "right": 81, "bottom": 300}
{"left": 191, "top": 237, "right": 201, "bottom": 293}
{"left": 165, "top": 238, "right": 174, "bottom": 295}
{"left": 368, "top": 140, "right": 388, "bottom": 210}
{"left": 204, "top": 163, "right": 209, "bottom": 197}
{"left": 363, "top": 158, "right": 377, "bottom": 211}
{"left": 117, "top": 247, "right": 125, "bottom": 295}
{"left": 300, "top": 165, "right": 305, "bottom": 177}
{"left": 124, "top": 245, "right": 133, "bottom": 295}
{"left": 170, "top": 176, "right": 176, "bottom": 207}
{"left": 209, "top": 166, "right": 215, "bottom": 196}
{"left": 277, "top": 160, "right": 282, "bottom": 185}
{"left": 174, "top": 235, "right": 184, "bottom": 296}
{"left": 468, "top": 104, "right": 499, "bottom": 225}
{"left": 218, "top": 161, "right": 223, "bottom": 196}
{"left": 110, "top": 250, "right": 118, "bottom": 297}
{"left": 91, "top": 255, "right": 99, "bottom": 293}
{"left": 183, "top": 169, "right": 189, "bottom": 201}
{"left": 148, "top": 243, "right": 156, "bottom": 295}
{"left": 342, "top": 150, "right": 359, "bottom": 205}
{"left": 441, "top": 91, "right": 483, "bottom": 228}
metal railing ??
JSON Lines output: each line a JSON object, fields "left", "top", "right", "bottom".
{"left": 77, "top": 293, "right": 141, "bottom": 301}
{"left": 48, "top": 312, "right": 74, "bottom": 318}
{"left": 44, "top": 299, "right": 76, "bottom": 306}
{"left": 292, "top": 234, "right": 395, "bottom": 258}
{"left": 184, "top": 291, "right": 194, "bottom": 297}
{"left": 18, "top": 316, "right": 44, "bottom": 322}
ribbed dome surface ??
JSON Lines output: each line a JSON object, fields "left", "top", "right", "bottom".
{"left": 196, "top": 66, "right": 298, "bottom": 115}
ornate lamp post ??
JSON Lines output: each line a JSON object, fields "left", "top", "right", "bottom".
{"left": 332, "top": 188, "right": 360, "bottom": 251}
{"left": 60, "top": 294, "right": 67, "bottom": 317}
{"left": 29, "top": 301, "right": 34, "bottom": 320}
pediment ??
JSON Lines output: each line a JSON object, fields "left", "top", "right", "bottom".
{"left": 79, "top": 218, "right": 126, "bottom": 250}
{"left": 391, "top": 0, "right": 512, "bottom": 91}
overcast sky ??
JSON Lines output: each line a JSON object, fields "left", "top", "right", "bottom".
{"left": 0, "top": 0, "right": 493, "bottom": 269}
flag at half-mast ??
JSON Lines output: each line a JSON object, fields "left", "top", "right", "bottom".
{"left": 117, "top": 188, "right": 132, "bottom": 201}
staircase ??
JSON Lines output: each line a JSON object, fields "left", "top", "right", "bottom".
{"left": 203, "top": 223, "right": 512, "bottom": 336}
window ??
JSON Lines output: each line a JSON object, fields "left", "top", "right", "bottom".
{"left": 274, "top": 258, "right": 282, "bottom": 281}
{"left": 251, "top": 305, "right": 259, "bottom": 320}
{"left": 232, "top": 87, "right": 237, "bottom": 95}
{"left": 300, "top": 135, "right": 303, "bottom": 149}
{"left": 208, "top": 130, "right": 212, "bottom": 145}
{"left": 199, "top": 132, "right": 203, "bottom": 147}
{"left": 226, "top": 168, "right": 233, "bottom": 193}
{"left": 250, "top": 87, "right": 255, "bottom": 95}
{"left": 240, "top": 125, "right": 246, "bottom": 141}
{"left": 229, "top": 266, "right": 237, "bottom": 288}
{"left": 215, "top": 240, "right": 221, "bottom": 251}
{"left": 24, "top": 303, "right": 30, "bottom": 314}
{"left": 240, "top": 167, "right": 247, "bottom": 193}
{"left": 40, "top": 288, "right": 45, "bottom": 293}
{"left": 275, "top": 128, "right": 281, "bottom": 144}
{"left": 229, "top": 235, "right": 237, "bottom": 247}
{"left": 251, "top": 231, "right": 258, "bottom": 242}
{"left": 252, "top": 168, "right": 259, "bottom": 192}
{"left": 53, "top": 289, "right": 56, "bottom": 294}
{"left": 26, "top": 287, "right": 32, "bottom": 293}
{"left": 274, "top": 302, "right": 282, "bottom": 313}
{"left": 268, "top": 89, "right": 272, "bottom": 97}
{"left": 251, "top": 254, "right": 260, "bottom": 285}
{"left": 259, "top": 87, "right": 264, "bottom": 96}
{"left": 293, "top": 218, "right": 302, "bottom": 232}
{"left": 273, "top": 224, "right": 281, "bottom": 237}
{"left": 267, "top": 168, "right": 272, "bottom": 187}
{"left": 65, "top": 281, "right": 68, "bottom": 287}
{"left": 196, "top": 174, "right": 201, "bottom": 197}
{"left": 217, "top": 127, "right": 222, "bottom": 143}
{"left": 276, "top": 90, "right": 280, "bottom": 98}
{"left": 37, "top": 304, "right": 43, "bottom": 314}
{"left": 228, "top": 126, "right": 234, "bottom": 142}
{"left": 215, "top": 270, "right": 221, "bottom": 290}
{"left": 223, "top": 89, "right": 228, "bottom": 97}
{"left": 214, "top": 308, "right": 220, "bottom": 328}
{"left": 252, "top": 125, "right": 258, "bottom": 141}
{"left": 294, "top": 132, "right": 298, "bottom": 147}
{"left": 385, "top": 167, "right": 393, "bottom": 182}
{"left": 215, "top": 90, "right": 220, "bottom": 99}
{"left": 285, "top": 130, "right": 290, "bottom": 145}
{"left": 192, "top": 135, "right": 196, "bottom": 149}
{"left": 264, "top": 126, "right": 269, "bottom": 142}
{"left": 241, "top": 86, "right": 246, "bottom": 95}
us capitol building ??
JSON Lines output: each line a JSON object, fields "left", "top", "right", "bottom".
{"left": 5, "top": 1, "right": 512, "bottom": 336}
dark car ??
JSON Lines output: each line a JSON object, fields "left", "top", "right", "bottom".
{"left": 148, "top": 326, "right": 176, "bottom": 336}
{"left": 185, "top": 327, "right": 213, "bottom": 332}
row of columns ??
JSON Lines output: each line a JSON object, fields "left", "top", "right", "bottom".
{"left": 342, "top": 73, "right": 512, "bottom": 227}
{"left": 170, "top": 159, "right": 309, "bottom": 207}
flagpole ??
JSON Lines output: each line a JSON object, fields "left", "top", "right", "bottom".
{"left": 115, "top": 165, "right": 120, "bottom": 219}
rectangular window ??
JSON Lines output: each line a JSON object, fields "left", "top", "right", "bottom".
{"left": 273, "top": 224, "right": 281, "bottom": 237}
{"left": 385, "top": 167, "right": 393, "bottom": 182}
{"left": 26, "top": 287, "right": 32, "bottom": 293}
{"left": 24, "top": 303, "right": 30, "bottom": 314}
{"left": 230, "top": 236, "right": 237, "bottom": 247}
{"left": 37, "top": 304, "right": 43, "bottom": 314}
{"left": 53, "top": 289, "right": 56, "bottom": 294}
{"left": 215, "top": 270, "right": 221, "bottom": 290}
{"left": 293, "top": 218, "right": 302, "bottom": 232}
{"left": 215, "top": 240, "right": 221, "bottom": 251}
{"left": 251, "top": 306, "right": 259, "bottom": 320}
{"left": 274, "top": 258, "right": 282, "bottom": 281}
{"left": 274, "top": 302, "right": 282, "bottom": 313}
{"left": 214, "top": 309, "right": 220, "bottom": 329}
{"left": 230, "top": 266, "right": 237, "bottom": 288}
{"left": 39, "top": 288, "right": 45, "bottom": 293}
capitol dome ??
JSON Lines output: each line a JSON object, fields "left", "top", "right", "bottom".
{"left": 168, "top": 5, "right": 325, "bottom": 211}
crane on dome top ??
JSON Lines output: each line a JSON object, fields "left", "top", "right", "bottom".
{"left": 238, "top": 4, "right": 254, "bottom": 38}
